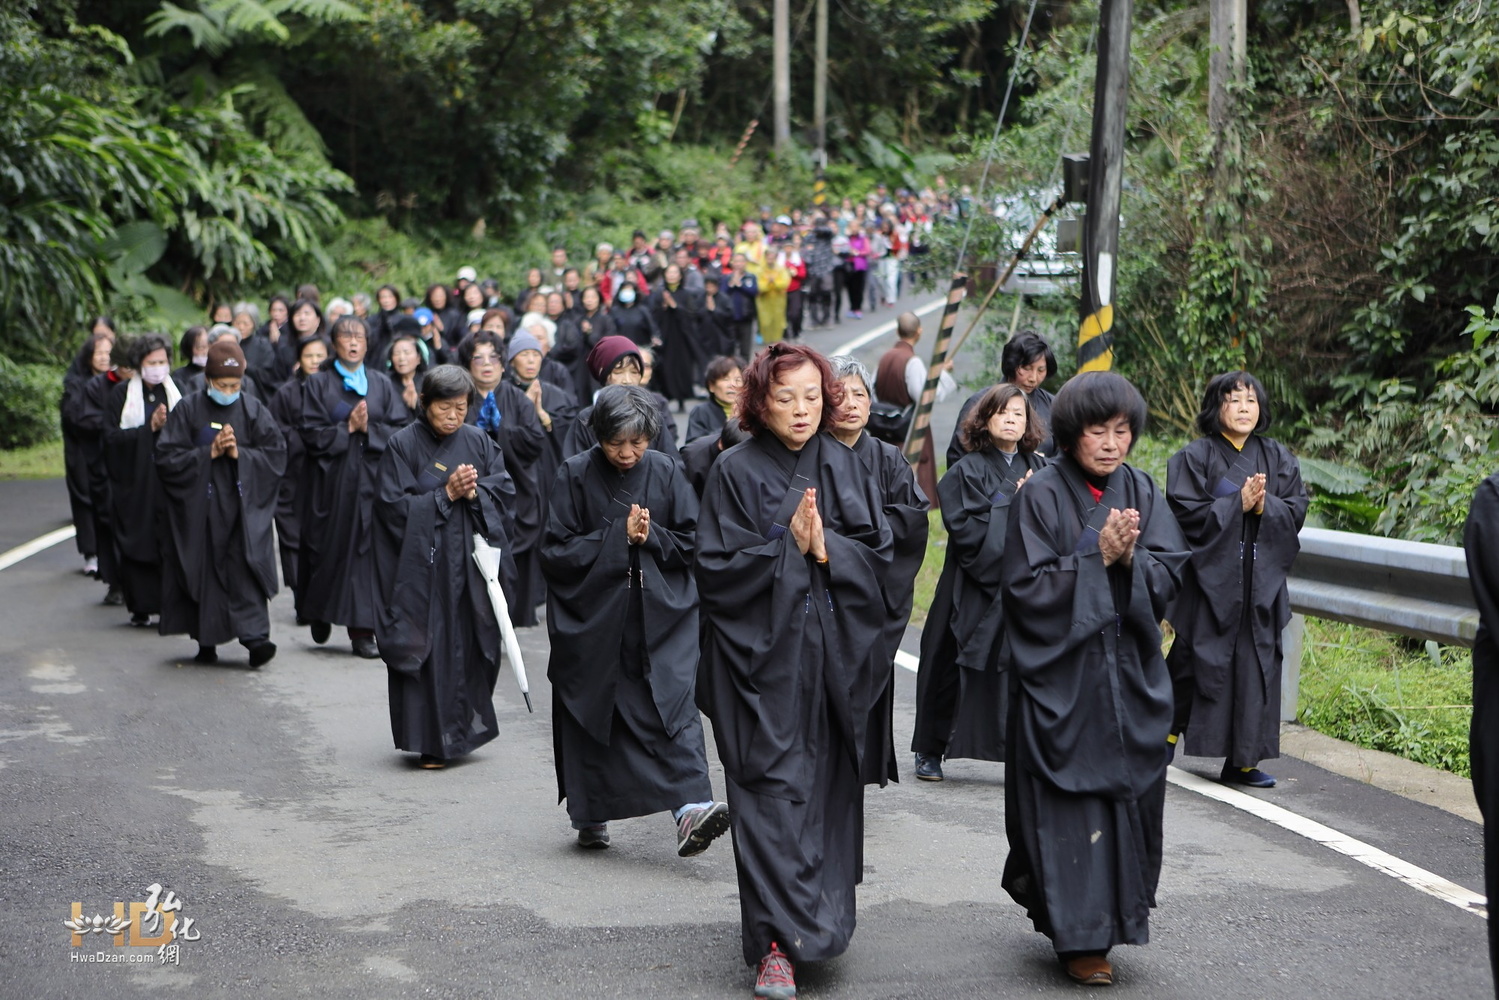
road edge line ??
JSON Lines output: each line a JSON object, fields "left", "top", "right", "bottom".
{"left": 830, "top": 296, "right": 949, "bottom": 357}
{"left": 0, "top": 525, "right": 77, "bottom": 572}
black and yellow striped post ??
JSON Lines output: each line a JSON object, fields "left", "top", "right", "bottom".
{"left": 1076, "top": 0, "right": 1133, "bottom": 373}
{"left": 813, "top": 172, "right": 827, "bottom": 208}
{"left": 903, "top": 274, "right": 969, "bottom": 465}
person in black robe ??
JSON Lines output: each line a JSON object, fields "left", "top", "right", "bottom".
{"left": 77, "top": 356, "right": 127, "bottom": 603}
{"left": 554, "top": 286, "right": 614, "bottom": 402}
{"left": 684, "top": 356, "right": 741, "bottom": 444}
{"left": 1465, "top": 471, "right": 1499, "bottom": 992}
{"left": 944, "top": 331, "right": 1057, "bottom": 467}
{"left": 564, "top": 337, "right": 680, "bottom": 462}
{"left": 374, "top": 365, "right": 519, "bottom": 769}
{"left": 696, "top": 343, "right": 895, "bottom": 998}
{"left": 681, "top": 420, "right": 746, "bottom": 500}
{"left": 61, "top": 334, "right": 113, "bottom": 576}
{"left": 384, "top": 329, "right": 428, "bottom": 426}
{"left": 914, "top": 383, "right": 1048, "bottom": 778}
{"left": 180, "top": 328, "right": 267, "bottom": 402}
{"left": 700, "top": 273, "right": 736, "bottom": 358}
{"left": 155, "top": 340, "right": 285, "bottom": 666}
{"left": 457, "top": 330, "right": 547, "bottom": 627}
{"left": 542, "top": 385, "right": 729, "bottom": 853}
{"left": 1165, "top": 372, "right": 1308, "bottom": 786}
{"left": 505, "top": 329, "right": 579, "bottom": 621}
{"left": 268, "top": 336, "right": 328, "bottom": 615}
{"left": 829, "top": 354, "right": 929, "bottom": 784}
{"left": 609, "top": 281, "right": 658, "bottom": 347}
{"left": 650, "top": 265, "right": 705, "bottom": 408}
{"left": 170, "top": 325, "right": 208, "bottom": 394}
{"left": 423, "top": 283, "right": 466, "bottom": 355}
{"left": 103, "top": 335, "right": 183, "bottom": 626}
{"left": 998, "top": 372, "right": 1190, "bottom": 988}
{"left": 298, "top": 316, "right": 409, "bottom": 658}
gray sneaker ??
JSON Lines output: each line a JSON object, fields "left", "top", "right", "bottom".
{"left": 577, "top": 823, "right": 610, "bottom": 849}
{"left": 676, "top": 802, "right": 730, "bottom": 857}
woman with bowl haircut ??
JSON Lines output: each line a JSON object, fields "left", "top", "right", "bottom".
{"left": 998, "top": 371, "right": 1190, "bottom": 988}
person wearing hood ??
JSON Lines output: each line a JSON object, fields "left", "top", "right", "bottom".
{"left": 563, "top": 336, "right": 678, "bottom": 462}
{"left": 103, "top": 333, "right": 183, "bottom": 627}
{"left": 155, "top": 339, "right": 286, "bottom": 667}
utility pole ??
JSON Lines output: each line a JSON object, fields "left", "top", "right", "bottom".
{"left": 1076, "top": 0, "right": 1133, "bottom": 373}
{"left": 1209, "top": 0, "right": 1248, "bottom": 183}
{"left": 813, "top": 0, "right": 828, "bottom": 205}
{"left": 774, "top": 0, "right": 791, "bottom": 155}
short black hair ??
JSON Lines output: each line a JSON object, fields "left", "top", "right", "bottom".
{"left": 456, "top": 331, "right": 504, "bottom": 369}
{"left": 1049, "top": 371, "right": 1147, "bottom": 455}
{"left": 128, "top": 333, "right": 172, "bottom": 370}
{"left": 1196, "top": 371, "right": 1272, "bottom": 436}
{"left": 1001, "top": 331, "right": 1057, "bottom": 382}
{"left": 179, "top": 325, "right": 207, "bottom": 363}
{"left": 591, "top": 385, "right": 662, "bottom": 442}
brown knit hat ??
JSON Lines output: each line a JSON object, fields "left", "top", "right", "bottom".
{"left": 586, "top": 335, "right": 642, "bottom": 383}
{"left": 205, "top": 339, "right": 247, "bottom": 379}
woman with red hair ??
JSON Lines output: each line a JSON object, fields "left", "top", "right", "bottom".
{"left": 695, "top": 342, "right": 895, "bottom": 1000}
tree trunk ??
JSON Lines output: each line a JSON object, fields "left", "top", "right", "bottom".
{"left": 1347, "top": 0, "right": 1362, "bottom": 36}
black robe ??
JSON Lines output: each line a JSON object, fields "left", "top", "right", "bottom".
{"left": 268, "top": 377, "right": 309, "bottom": 595}
{"left": 155, "top": 390, "right": 286, "bottom": 647}
{"left": 375, "top": 422, "right": 518, "bottom": 759}
{"left": 297, "top": 367, "right": 408, "bottom": 630}
{"left": 467, "top": 382, "right": 546, "bottom": 627}
{"left": 554, "top": 311, "right": 615, "bottom": 402}
{"left": 76, "top": 373, "right": 123, "bottom": 586}
{"left": 1464, "top": 473, "right": 1499, "bottom": 989}
{"left": 849, "top": 431, "right": 929, "bottom": 781}
{"left": 239, "top": 332, "right": 278, "bottom": 386}
{"left": 104, "top": 379, "right": 178, "bottom": 617}
{"left": 611, "top": 301, "right": 659, "bottom": 348}
{"left": 680, "top": 433, "right": 724, "bottom": 499}
{"left": 542, "top": 448, "right": 711, "bottom": 822}
{"left": 696, "top": 432, "right": 894, "bottom": 967}
{"left": 999, "top": 457, "right": 1189, "bottom": 955}
{"left": 684, "top": 399, "right": 729, "bottom": 444}
{"left": 60, "top": 371, "right": 99, "bottom": 557}
{"left": 650, "top": 283, "right": 704, "bottom": 403}
{"left": 927, "top": 447, "right": 1047, "bottom": 762}
{"left": 1166, "top": 435, "right": 1308, "bottom": 765}
{"left": 506, "top": 373, "right": 580, "bottom": 622}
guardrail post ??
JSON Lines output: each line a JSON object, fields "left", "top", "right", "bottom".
{"left": 1281, "top": 613, "right": 1304, "bottom": 722}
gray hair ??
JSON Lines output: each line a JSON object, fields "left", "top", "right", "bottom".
{"left": 351, "top": 292, "right": 372, "bottom": 310}
{"left": 419, "top": 364, "right": 477, "bottom": 411}
{"left": 207, "top": 323, "right": 240, "bottom": 344}
{"left": 590, "top": 385, "right": 662, "bottom": 443}
{"left": 828, "top": 354, "right": 873, "bottom": 394}
{"left": 232, "top": 301, "right": 260, "bottom": 325}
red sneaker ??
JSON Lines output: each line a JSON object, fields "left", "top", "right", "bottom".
{"left": 754, "top": 942, "right": 796, "bottom": 998}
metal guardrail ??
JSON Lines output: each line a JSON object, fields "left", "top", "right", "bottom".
{"left": 1279, "top": 527, "right": 1479, "bottom": 721}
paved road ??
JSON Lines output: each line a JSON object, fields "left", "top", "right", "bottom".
{"left": 0, "top": 299, "right": 1489, "bottom": 998}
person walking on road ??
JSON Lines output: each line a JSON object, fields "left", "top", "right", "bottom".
{"left": 875, "top": 312, "right": 956, "bottom": 509}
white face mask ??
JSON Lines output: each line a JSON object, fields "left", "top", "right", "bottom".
{"left": 141, "top": 363, "right": 171, "bottom": 386}
{"left": 192, "top": 353, "right": 209, "bottom": 367}
{"left": 619, "top": 289, "right": 636, "bottom": 304}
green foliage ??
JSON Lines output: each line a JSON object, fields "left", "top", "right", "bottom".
{"left": 0, "top": 360, "right": 64, "bottom": 449}
{"left": 1298, "top": 617, "right": 1473, "bottom": 778}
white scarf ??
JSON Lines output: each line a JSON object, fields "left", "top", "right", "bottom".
{"left": 119, "top": 374, "right": 182, "bottom": 430}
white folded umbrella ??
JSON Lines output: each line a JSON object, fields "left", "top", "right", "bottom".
{"left": 471, "top": 533, "right": 533, "bottom": 712}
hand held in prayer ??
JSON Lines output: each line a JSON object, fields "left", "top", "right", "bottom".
{"left": 209, "top": 426, "right": 229, "bottom": 459}
{"left": 1017, "top": 469, "right": 1034, "bottom": 489}
{"left": 1099, "top": 508, "right": 1141, "bottom": 568}
{"left": 445, "top": 463, "right": 478, "bottom": 502}
{"left": 402, "top": 382, "right": 419, "bottom": 410}
{"left": 221, "top": 424, "right": 238, "bottom": 459}
{"left": 526, "top": 379, "right": 543, "bottom": 406}
{"left": 268, "top": 321, "right": 280, "bottom": 345}
{"left": 348, "top": 399, "right": 369, "bottom": 434}
{"left": 1241, "top": 473, "right": 1266, "bottom": 513}
{"left": 150, "top": 403, "right": 168, "bottom": 432}
{"left": 626, "top": 503, "right": 651, "bottom": 545}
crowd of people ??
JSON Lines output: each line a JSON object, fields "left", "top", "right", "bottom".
{"left": 53, "top": 193, "right": 1318, "bottom": 996}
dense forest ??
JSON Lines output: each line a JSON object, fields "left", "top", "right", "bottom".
{"left": 2, "top": 0, "right": 1497, "bottom": 541}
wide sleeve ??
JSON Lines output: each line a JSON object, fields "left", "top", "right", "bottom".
{"left": 154, "top": 396, "right": 208, "bottom": 495}
{"left": 363, "top": 378, "right": 407, "bottom": 455}
{"left": 373, "top": 432, "right": 440, "bottom": 676}
{"left": 939, "top": 459, "right": 1009, "bottom": 588}
{"left": 298, "top": 376, "right": 351, "bottom": 459}
{"left": 1125, "top": 470, "right": 1191, "bottom": 630}
{"left": 637, "top": 460, "right": 698, "bottom": 573}
{"left": 1166, "top": 439, "right": 1241, "bottom": 548}
{"left": 240, "top": 400, "right": 288, "bottom": 505}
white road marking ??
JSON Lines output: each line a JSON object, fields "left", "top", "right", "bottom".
{"left": 0, "top": 526, "right": 76, "bottom": 572}
{"left": 1166, "top": 765, "right": 1487, "bottom": 919}
{"left": 829, "top": 296, "right": 949, "bottom": 356}
{"left": 894, "top": 646, "right": 1484, "bottom": 918}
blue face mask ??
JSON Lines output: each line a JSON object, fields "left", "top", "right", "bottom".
{"left": 207, "top": 387, "right": 240, "bottom": 406}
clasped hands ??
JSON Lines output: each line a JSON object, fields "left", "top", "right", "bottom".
{"left": 1098, "top": 507, "right": 1140, "bottom": 568}
{"left": 1240, "top": 473, "right": 1267, "bottom": 514}
{"left": 445, "top": 463, "right": 479, "bottom": 502}
{"left": 347, "top": 400, "right": 369, "bottom": 434}
{"left": 789, "top": 488, "right": 828, "bottom": 562}
{"left": 209, "top": 424, "right": 238, "bottom": 459}
{"left": 626, "top": 504, "right": 651, "bottom": 545}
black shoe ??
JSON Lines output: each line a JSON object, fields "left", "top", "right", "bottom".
{"left": 577, "top": 824, "right": 610, "bottom": 849}
{"left": 351, "top": 635, "right": 379, "bottom": 659}
{"left": 129, "top": 613, "right": 151, "bottom": 628}
{"left": 1220, "top": 764, "right": 1276, "bottom": 788}
{"left": 247, "top": 640, "right": 277, "bottom": 669}
{"left": 914, "top": 753, "right": 944, "bottom": 782}
{"left": 103, "top": 586, "right": 124, "bottom": 606}
{"left": 309, "top": 620, "right": 331, "bottom": 644}
{"left": 194, "top": 645, "right": 218, "bottom": 665}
